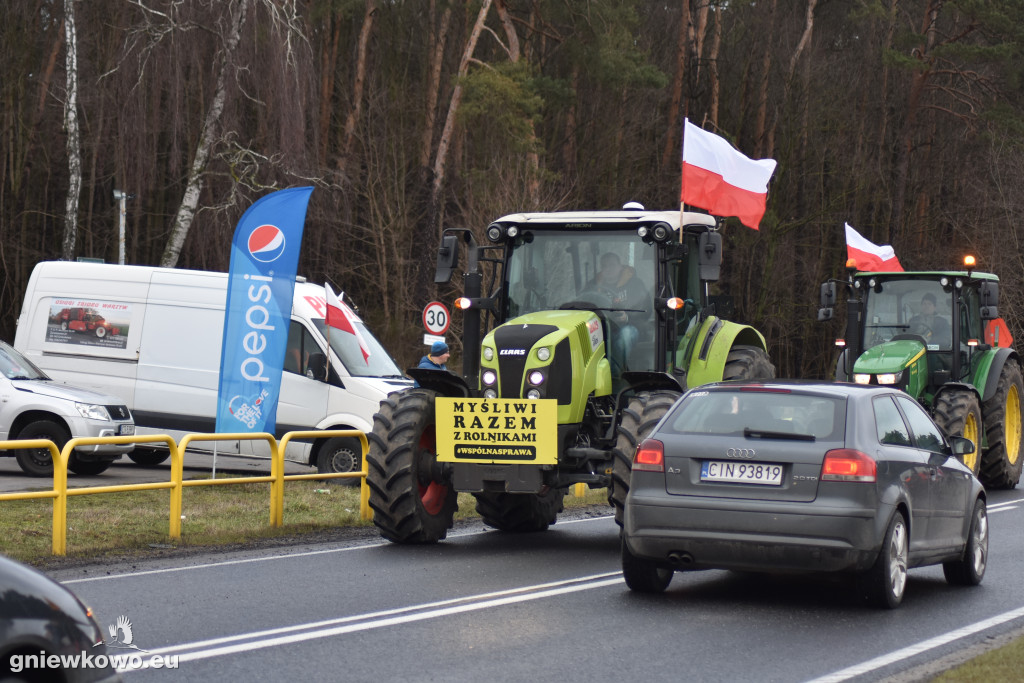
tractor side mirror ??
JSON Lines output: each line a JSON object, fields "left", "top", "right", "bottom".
{"left": 820, "top": 282, "right": 837, "bottom": 307}
{"left": 980, "top": 281, "right": 999, "bottom": 321}
{"left": 698, "top": 232, "right": 722, "bottom": 282}
{"left": 817, "top": 307, "right": 834, "bottom": 322}
{"left": 435, "top": 235, "right": 459, "bottom": 284}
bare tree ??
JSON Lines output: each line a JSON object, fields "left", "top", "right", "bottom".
{"left": 62, "top": 0, "right": 81, "bottom": 261}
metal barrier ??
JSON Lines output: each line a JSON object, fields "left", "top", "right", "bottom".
{"left": 0, "top": 430, "right": 369, "bottom": 555}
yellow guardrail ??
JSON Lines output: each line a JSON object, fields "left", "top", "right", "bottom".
{"left": 0, "top": 430, "right": 370, "bottom": 555}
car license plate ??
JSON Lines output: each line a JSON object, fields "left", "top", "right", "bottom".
{"left": 700, "top": 460, "right": 783, "bottom": 485}
{"left": 119, "top": 424, "right": 135, "bottom": 436}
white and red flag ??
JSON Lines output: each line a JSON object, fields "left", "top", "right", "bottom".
{"left": 681, "top": 118, "right": 777, "bottom": 230}
{"left": 325, "top": 283, "right": 371, "bottom": 363}
{"left": 844, "top": 223, "right": 903, "bottom": 272}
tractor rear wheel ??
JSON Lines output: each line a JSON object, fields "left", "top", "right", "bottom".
{"left": 723, "top": 345, "right": 776, "bottom": 381}
{"left": 932, "top": 390, "right": 983, "bottom": 476}
{"left": 981, "top": 360, "right": 1024, "bottom": 489}
{"left": 610, "top": 390, "right": 680, "bottom": 526}
{"left": 366, "top": 389, "right": 457, "bottom": 543}
{"left": 473, "top": 488, "right": 565, "bottom": 532}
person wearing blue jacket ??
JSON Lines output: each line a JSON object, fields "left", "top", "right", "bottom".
{"left": 414, "top": 341, "right": 450, "bottom": 387}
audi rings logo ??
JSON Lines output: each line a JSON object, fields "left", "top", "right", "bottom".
{"left": 725, "top": 448, "right": 756, "bottom": 459}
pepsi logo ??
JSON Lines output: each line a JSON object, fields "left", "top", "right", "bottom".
{"left": 248, "top": 224, "right": 286, "bottom": 263}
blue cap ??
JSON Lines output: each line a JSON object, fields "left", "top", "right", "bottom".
{"left": 431, "top": 341, "right": 449, "bottom": 355}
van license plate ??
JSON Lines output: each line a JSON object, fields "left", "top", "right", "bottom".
{"left": 700, "top": 460, "right": 782, "bottom": 485}
{"left": 119, "top": 424, "right": 135, "bottom": 435}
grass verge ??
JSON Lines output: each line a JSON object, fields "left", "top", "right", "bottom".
{"left": 0, "top": 478, "right": 610, "bottom": 566}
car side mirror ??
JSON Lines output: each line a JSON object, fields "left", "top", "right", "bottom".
{"left": 949, "top": 436, "right": 975, "bottom": 457}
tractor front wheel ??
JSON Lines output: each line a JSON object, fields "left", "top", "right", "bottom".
{"left": 933, "top": 390, "right": 983, "bottom": 476}
{"left": 981, "top": 360, "right": 1024, "bottom": 489}
{"left": 610, "top": 390, "right": 680, "bottom": 526}
{"left": 366, "top": 389, "right": 457, "bottom": 543}
{"left": 723, "top": 345, "right": 776, "bottom": 381}
{"left": 473, "top": 488, "right": 565, "bottom": 532}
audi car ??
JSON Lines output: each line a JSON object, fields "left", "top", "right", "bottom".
{"left": 621, "top": 381, "right": 988, "bottom": 608}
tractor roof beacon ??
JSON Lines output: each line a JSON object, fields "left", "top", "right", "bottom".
{"left": 366, "top": 205, "right": 776, "bottom": 544}
{"left": 818, "top": 260, "right": 1022, "bottom": 489}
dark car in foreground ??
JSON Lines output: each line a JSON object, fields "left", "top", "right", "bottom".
{"left": 621, "top": 381, "right": 988, "bottom": 608}
{"left": 1, "top": 554, "right": 120, "bottom": 681}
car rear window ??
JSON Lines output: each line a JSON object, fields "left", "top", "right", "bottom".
{"left": 664, "top": 389, "right": 846, "bottom": 440}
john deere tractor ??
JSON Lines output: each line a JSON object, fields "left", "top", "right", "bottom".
{"left": 818, "top": 258, "right": 1022, "bottom": 489}
{"left": 367, "top": 206, "right": 775, "bottom": 543}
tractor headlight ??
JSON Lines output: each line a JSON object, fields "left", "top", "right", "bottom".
{"left": 536, "top": 347, "right": 551, "bottom": 362}
{"left": 484, "top": 389, "right": 497, "bottom": 399}
{"left": 876, "top": 371, "right": 903, "bottom": 385}
{"left": 526, "top": 389, "right": 541, "bottom": 399}
{"left": 482, "top": 370, "right": 497, "bottom": 386}
{"left": 854, "top": 374, "right": 872, "bottom": 385}
{"left": 483, "top": 346, "right": 494, "bottom": 361}
{"left": 528, "top": 370, "right": 545, "bottom": 386}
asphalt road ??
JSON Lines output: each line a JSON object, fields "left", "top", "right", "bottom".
{"left": 45, "top": 488, "right": 1024, "bottom": 683}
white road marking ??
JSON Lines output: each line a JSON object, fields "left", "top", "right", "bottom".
{"left": 806, "top": 606, "right": 1024, "bottom": 682}
{"left": 62, "top": 514, "right": 615, "bottom": 585}
{"left": 122, "top": 572, "right": 623, "bottom": 670}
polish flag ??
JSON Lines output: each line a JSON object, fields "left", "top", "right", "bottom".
{"left": 844, "top": 223, "right": 903, "bottom": 272}
{"left": 325, "top": 283, "right": 371, "bottom": 363}
{"left": 681, "top": 118, "right": 777, "bottom": 230}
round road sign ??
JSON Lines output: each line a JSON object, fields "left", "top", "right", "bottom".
{"left": 422, "top": 301, "right": 451, "bottom": 335}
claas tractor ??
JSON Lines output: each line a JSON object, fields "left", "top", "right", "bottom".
{"left": 818, "top": 257, "right": 1022, "bottom": 489}
{"left": 367, "top": 206, "right": 775, "bottom": 543}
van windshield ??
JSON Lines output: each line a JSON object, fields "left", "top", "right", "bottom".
{"left": 312, "top": 320, "right": 403, "bottom": 378}
{"left": 0, "top": 341, "right": 48, "bottom": 380}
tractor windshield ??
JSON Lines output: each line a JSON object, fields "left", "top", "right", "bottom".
{"left": 862, "top": 279, "right": 953, "bottom": 351}
{"left": 505, "top": 229, "right": 658, "bottom": 371}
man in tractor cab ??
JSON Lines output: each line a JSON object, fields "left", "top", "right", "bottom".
{"left": 591, "top": 252, "right": 648, "bottom": 373}
{"left": 909, "top": 292, "right": 952, "bottom": 348}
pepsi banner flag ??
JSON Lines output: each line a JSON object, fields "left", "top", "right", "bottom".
{"left": 215, "top": 186, "right": 314, "bottom": 434}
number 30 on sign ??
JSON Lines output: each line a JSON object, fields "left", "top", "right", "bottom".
{"left": 422, "top": 301, "right": 450, "bottom": 335}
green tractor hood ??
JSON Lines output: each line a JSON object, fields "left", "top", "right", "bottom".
{"left": 854, "top": 339, "right": 926, "bottom": 374}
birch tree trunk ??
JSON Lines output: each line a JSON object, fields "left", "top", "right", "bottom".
{"left": 160, "top": 0, "right": 248, "bottom": 268}
{"left": 61, "top": 0, "right": 81, "bottom": 261}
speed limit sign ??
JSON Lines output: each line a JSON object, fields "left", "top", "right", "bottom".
{"left": 422, "top": 301, "right": 451, "bottom": 335}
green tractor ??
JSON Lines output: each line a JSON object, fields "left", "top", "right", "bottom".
{"left": 818, "top": 259, "right": 1022, "bottom": 489}
{"left": 367, "top": 206, "right": 775, "bottom": 543}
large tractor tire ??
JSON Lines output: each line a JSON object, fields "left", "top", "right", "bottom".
{"left": 980, "top": 360, "right": 1024, "bottom": 489}
{"left": 932, "top": 389, "right": 983, "bottom": 476}
{"left": 610, "top": 390, "right": 680, "bottom": 526}
{"left": 366, "top": 389, "right": 458, "bottom": 543}
{"left": 473, "top": 488, "right": 565, "bottom": 533}
{"left": 722, "top": 345, "right": 776, "bottom": 381}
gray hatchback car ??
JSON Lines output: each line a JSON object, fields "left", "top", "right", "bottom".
{"left": 621, "top": 381, "right": 988, "bottom": 608}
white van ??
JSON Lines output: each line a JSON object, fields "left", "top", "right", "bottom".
{"left": 14, "top": 261, "right": 412, "bottom": 476}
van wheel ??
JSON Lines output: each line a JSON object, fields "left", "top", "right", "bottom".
{"left": 14, "top": 420, "right": 69, "bottom": 477}
{"left": 129, "top": 448, "right": 170, "bottom": 467}
{"left": 68, "top": 455, "right": 114, "bottom": 475}
{"left": 316, "top": 436, "right": 362, "bottom": 487}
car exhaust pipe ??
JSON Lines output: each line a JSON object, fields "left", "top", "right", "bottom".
{"left": 667, "top": 552, "right": 694, "bottom": 566}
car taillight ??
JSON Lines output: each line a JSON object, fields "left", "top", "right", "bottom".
{"left": 633, "top": 439, "right": 665, "bottom": 473}
{"left": 821, "top": 449, "right": 876, "bottom": 482}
